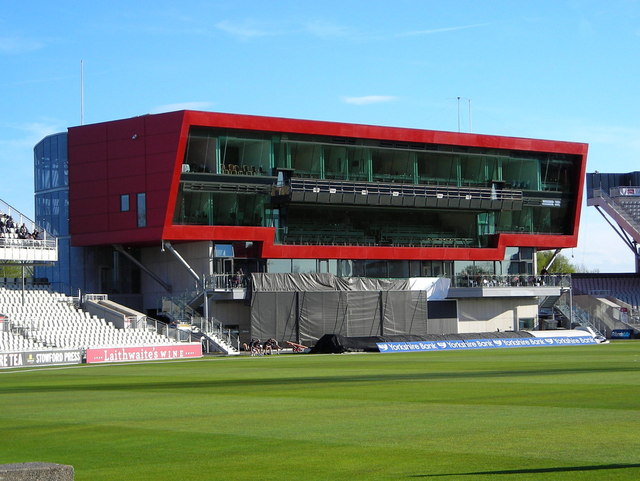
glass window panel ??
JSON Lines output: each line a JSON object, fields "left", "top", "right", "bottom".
{"left": 220, "top": 135, "right": 271, "bottom": 175}
{"left": 184, "top": 131, "right": 216, "bottom": 173}
{"left": 214, "top": 244, "right": 234, "bottom": 257}
{"left": 352, "top": 260, "right": 366, "bottom": 277}
{"left": 497, "top": 208, "right": 533, "bottom": 233}
{"left": 338, "top": 260, "right": 353, "bottom": 277}
{"left": 120, "top": 194, "right": 130, "bottom": 212}
{"left": 173, "top": 189, "right": 266, "bottom": 227}
{"left": 289, "top": 142, "right": 321, "bottom": 178}
{"left": 504, "top": 247, "right": 519, "bottom": 261}
{"left": 442, "top": 261, "right": 453, "bottom": 277}
{"left": 541, "top": 158, "right": 574, "bottom": 192}
{"left": 388, "top": 261, "right": 409, "bottom": 278}
{"left": 422, "top": 261, "right": 433, "bottom": 277}
{"left": 348, "top": 147, "right": 369, "bottom": 181}
{"left": 324, "top": 146, "right": 348, "bottom": 180}
{"left": 267, "top": 259, "right": 292, "bottom": 273}
{"left": 409, "top": 260, "right": 422, "bottom": 277}
{"left": 417, "top": 152, "right": 458, "bottom": 185}
{"left": 136, "top": 193, "right": 146, "bottom": 228}
{"left": 364, "top": 260, "right": 388, "bottom": 278}
{"left": 460, "top": 155, "right": 498, "bottom": 186}
{"left": 292, "top": 259, "right": 317, "bottom": 273}
{"left": 474, "top": 261, "right": 495, "bottom": 275}
{"left": 273, "top": 138, "right": 287, "bottom": 170}
{"left": 502, "top": 157, "right": 537, "bottom": 190}
{"left": 454, "top": 260, "right": 475, "bottom": 276}
{"left": 430, "top": 261, "right": 444, "bottom": 277}
{"left": 519, "top": 248, "right": 534, "bottom": 260}
{"left": 507, "top": 261, "right": 525, "bottom": 275}
{"left": 328, "top": 259, "right": 338, "bottom": 275}
{"left": 371, "top": 148, "right": 412, "bottom": 183}
{"left": 58, "top": 134, "right": 68, "bottom": 184}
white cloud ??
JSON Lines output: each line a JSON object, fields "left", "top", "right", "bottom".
{"left": 399, "top": 23, "right": 489, "bottom": 37}
{"left": 304, "top": 20, "right": 351, "bottom": 38}
{"left": 0, "top": 36, "right": 44, "bottom": 54}
{"left": 342, "top": 95, "right": 398, "bottom": 106}
{"left": 0, "top": 119, "right": 65, "bottom": 217}
{"left": 215, "top": 20, "right": 280, "bottom": 39}
{"left": 149, "top": 102, "right": 215, "bottom": 114}
{"left": 0, "top": 120, "right": 64, "bottom": 150}
{"left": 216, "top": 18, "right": 352, "bottom": 40}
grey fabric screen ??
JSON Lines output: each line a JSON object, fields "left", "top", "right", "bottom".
{"left": 383, "top": 291, "right": 429, "bottom": 336}
{"left": 250, "top": 274, "right": 442, "bottom": 344}
{"left": 250, "top": 291, "right": 297, "bottom": 341}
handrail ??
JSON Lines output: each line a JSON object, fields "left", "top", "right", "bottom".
{"left": 0, "top": 238, "right": 57, "bottom": 249}
{"left": 592, "top": 188, "right": 640, "bottom": 235}
{"left": 450, "top": 273, "right": 571, "bottom": 288}
{"left": 0, "top": 198, "right": 53, "bottom": 240}
{"left": 204, "top": 273, "right": 249, "bottom": 290}
{"left": 555, "top": 298, "right": 607, "bottom": 338}
{"left": 160, "top": 289, "right": 240, "bottom": 352}
{"left": 289, "top": 178, "right": 523, "bottom": 202}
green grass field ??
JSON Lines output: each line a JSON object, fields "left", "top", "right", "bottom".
{"left": 1, "top": 342, "right": 640, "bottom": 481}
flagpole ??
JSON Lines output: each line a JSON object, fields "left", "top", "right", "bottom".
{"left": 80, "top": 60, "right": 84, "bottom": 125}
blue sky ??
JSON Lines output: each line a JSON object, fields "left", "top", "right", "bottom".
{"left": 2, "top": 0, "right": 640, "bottom": 272}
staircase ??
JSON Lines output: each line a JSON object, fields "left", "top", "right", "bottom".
{"left": 199, "top": 328, "right": 239, "bottom": 355}
{"left": 587, "top": 189, "right": 640, "bottom": 244}
{"left": 160, "top": 295, "right": 239, "bottom": 355}
{"left": 554, "top": 302, "right": 607, "bottom": 338}
{"left": 539, "top": 295, "right": 560, "bottom": 311}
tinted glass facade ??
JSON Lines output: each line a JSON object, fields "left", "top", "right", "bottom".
{"left": 174, "top": 127, "right": 580, "bottom": 251}
{"left": 34, "top": 133, "right": 74, "bottom": 293}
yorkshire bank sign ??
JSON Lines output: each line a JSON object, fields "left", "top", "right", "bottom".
{"left": 86, "top": 344, "right": 202, "bottom": 364}
{"left": 376, "top": 336, "right": 598, "bottom": 353}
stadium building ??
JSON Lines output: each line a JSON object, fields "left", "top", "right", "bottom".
{"left": 34, "top": 110, "right": 588, "bottom": 346}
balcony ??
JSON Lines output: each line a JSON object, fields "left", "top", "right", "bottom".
{"left": 0, "top": 237, "right": 57, "bottom": 263}
{"left": 0, "top": 198, "right": 57, "bottom": 264}
{"left": 288, "top": 178, "right": 523, "bottom": 211}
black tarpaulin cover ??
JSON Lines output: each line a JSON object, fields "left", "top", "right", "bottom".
{"left": 251, "top": 273, "right": 450, "bottom": 298}
{"left": 310, "top": 331, "right": 536, "bottom": 354}
{"left": 250, "top": 273, "right": 450, "bottom": 344}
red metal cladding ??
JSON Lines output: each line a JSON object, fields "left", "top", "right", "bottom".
{"left": 68, "top": 110, "right": 588, "bottom": 261}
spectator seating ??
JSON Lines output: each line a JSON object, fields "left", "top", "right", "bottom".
{"left": 0, "top": 284, "right": 176, "bottom": 352}
{"left": 572, "top": 274, "right": 640, "bottom": 309}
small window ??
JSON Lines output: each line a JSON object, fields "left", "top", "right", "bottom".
{"left": 120, "top": 194, "right": 130, "bottom": 212}
{"left": 137, "top": 193, "right": 146, "bottom": 228}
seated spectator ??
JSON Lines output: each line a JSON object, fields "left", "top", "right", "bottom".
{"left": 250, "top": 338, "right": 262, "bottom": 356}
{"left": 264, "top": 338, "right": 281, "bottom": 355}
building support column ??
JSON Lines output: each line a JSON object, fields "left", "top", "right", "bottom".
{"left": 162, "top": 241, "right": 203, "bottom": 289}
{"left": 112, "top": 244, "right": 172, "bottom": 293}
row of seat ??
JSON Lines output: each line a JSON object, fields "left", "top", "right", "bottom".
{"left": 572, "top": 277, "right": 640, "bottom": 309}
{"left": 1, "top": 286, "right": 177, "bottom": 352}
{"left": 0, "top": 331, "right": 46, "bottom": 351}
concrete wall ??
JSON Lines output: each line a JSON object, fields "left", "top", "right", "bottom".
{"left": 457, "top": 297, "right": 538, "bottom": 333}
{"left": 84, "top": 299, "right": 146, "bottom": 329}
{"left": 140, "top": 241, "right": 211, "bottom": 312}
{"left": 573, "top": 295, "right": 629, "bottom": 336}
{"left": 210, "top": 299, "right": 252, "bottom": 342}
{"left": 426, "top": 317, "right": 458, "bottom": 334}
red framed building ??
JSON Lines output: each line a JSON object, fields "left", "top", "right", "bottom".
{"left": 37, "top": 110, "right": 588, "bottom": 342}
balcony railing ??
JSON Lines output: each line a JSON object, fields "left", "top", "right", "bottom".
{"left": 450, "top": 274, "right": 571, "bottom": 288}
{"left": 290, "top": 178, "right": 523, "bottom": 202}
